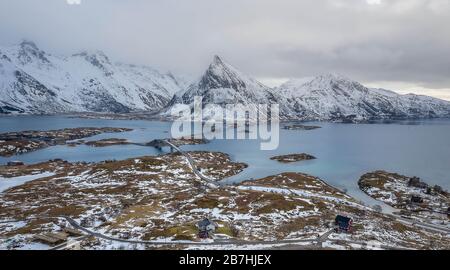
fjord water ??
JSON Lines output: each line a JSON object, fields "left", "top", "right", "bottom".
{"left": 1, "top": 115, "right": 449, "bottom": 205}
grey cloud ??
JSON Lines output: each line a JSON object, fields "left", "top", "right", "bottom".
{"left": 0, "top": 0, "right": 449, "bottom": 93}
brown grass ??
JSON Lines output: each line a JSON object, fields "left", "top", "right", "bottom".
{"left": 278, "top": 216, "right": 321, "bottom": 236}
{"left": 143, "top": 225, "right": 197, "bottom": 241}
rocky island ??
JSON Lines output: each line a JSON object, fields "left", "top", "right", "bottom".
{"left": 358, "top": 171, "right": 449, "bottom": 226}
{"left": 270, "top": 153, "right": 316, "bottom": 163}
{"left": 85, "top": 138, "right": 131, "bottom": 147}
{"left": 0, "top": 127, "right": 132, "bottom": 157}
{"left": 283, "top": 124, "right": 321, "bottom": 131}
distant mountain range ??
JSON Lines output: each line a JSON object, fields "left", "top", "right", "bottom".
{"left": 1, "top": 41, "right": 450, "bottom": 121}
{"left": 165, "top": 55, "right": 450, "bottom": 121}
{"left": 0, "top": 40, "right": 188, "bottom": 114}
{"left": 277, "top": 74, "right": 450, "bottom": 121}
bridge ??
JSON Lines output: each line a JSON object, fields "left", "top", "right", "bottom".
{"left": 145, "top": 139, "right": 219, "bottom": 188}
{"left": 145, "top": 139, "right": 176, "bottom": 152}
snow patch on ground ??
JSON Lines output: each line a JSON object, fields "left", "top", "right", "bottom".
{"left": 0, "top": 172, "right": 54, "bottom": 192}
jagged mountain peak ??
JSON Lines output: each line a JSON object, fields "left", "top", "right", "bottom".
{"left": 208, "top": 55, "right": 234, "bottom": 72}
{"left": 315, "top": 73, "right": 349, "bottom": 80}
{"left": 13, "top": 39, "right": 51, "bottom": 66}
{"left": 196, "top": 55, "right": 272, "bottom": 94}
{"left": 279, "top": 73, "right": 369, "bottom": 99}
{"left": 73, "top": 50, "right": 109, "bottom": 59}
{"left": 19, "top": 39, "right": 39, "bottom": 51}
{"left": 212, "top": 55, "right": 224, "bottom": 65}
{"left": 171, "top": 55, "right": 281, "bottom": 113}
{"left": 206, "top": 55, "right": 238, "bottom": 75}
{"left": 305, "top": 73, "right": 363, "bottom": 89}
{"left": 280, "top": 73, "right": 356, "bottom": 88}
{"left": 72, "top": 50, "right": 113, "bottom": 76}
{"left": 0, "top": 50, "right": 11, "bottom": 62}
{"left": 73, "top": 50, "right": 112, "bottom": 65}
{"left": 198, "top": 55, "right": 248, "bottom": 91}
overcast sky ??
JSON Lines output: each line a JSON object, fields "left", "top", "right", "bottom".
{"left": 1, "top": 0, "right": 449, "bottom": 100}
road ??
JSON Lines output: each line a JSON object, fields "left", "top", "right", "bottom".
{"left": 61, "top": 215, "right": 319, "bottom": 247}
{"left": 58, "top": 216, "right": 408, "bottom": 250}
{"left": 1, "top": 215, "right": 422, "bottom": 250}
{"left": 389, "top": 214, "right": 450, "bottom": 235}
{"left": 162, "top": 140, "right": 219, "bottom": 188}
{"left": 50, "top": 235, "right": 89, "bottom": 250}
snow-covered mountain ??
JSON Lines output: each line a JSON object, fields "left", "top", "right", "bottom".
{"left": 178, "top": 55, "right": 278, "bottom": 105}
{"left": 164, "top": 58, "right": 450, "bottom": 121}
{"left": 2, "top": 42, "right": 449, "bottom": 121}
{"left": 277, "top": 74, "right": 450, "bottom": 121}
{"left": 163, "top": 55, "right": 287, "bottom": 119}
{"left": 0, "top": 40, "right": 188, "bottom": 114}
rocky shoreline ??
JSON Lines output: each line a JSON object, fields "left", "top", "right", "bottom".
{"left": 0, "top": 127, "right": 132, "bottom": 157}
{"left": 358, "top": 171, "right": 449, "bottom": 226}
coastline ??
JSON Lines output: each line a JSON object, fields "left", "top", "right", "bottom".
{"left": 1, "top": 152, "right": 448, "bottom": 250}
{"left": 0, "top": 116, "right": 449, "bottom": 249}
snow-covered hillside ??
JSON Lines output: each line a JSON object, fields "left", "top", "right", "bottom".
{"left": 179, "top": 55, "right": 278, "bottom": 105}
{"left": 0, "top": 41, "right": 188, "bottom": 114}
{"left": 277, "top": 74, "right": 450, "bottom": 121}
{"left": 2, "top": 42, "right": 449, "bottom": 121}
{"left": 163, "top": 55, "right": 289, "bottom": 120}
{"left": 164, "top": 58, "right": 450, "bottom": 121}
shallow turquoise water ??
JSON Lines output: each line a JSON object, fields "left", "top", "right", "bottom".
{"left": 1, "top": 115, "right": 449, "bottom": 205}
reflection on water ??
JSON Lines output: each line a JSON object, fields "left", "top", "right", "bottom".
{"left": 1, "top": 115, "right": 449, "bottom": 204}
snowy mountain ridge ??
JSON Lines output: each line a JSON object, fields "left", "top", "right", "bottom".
{"left": 164, "top": 59, "right": 450, "bottom": 121}
{"left": 277, "top": 73, "right": 450, "bottom": 121}
{"left": 162, "top": 55, "right": 287, "bottom": 120}
{"left": 1, "top": 41, "right": 449, "bottom": 121}
{"left": 0, "top": 40, "right": 188, "bottom": 114}
{"left": 179, "top": 55, "right": 278, "bottom": 105}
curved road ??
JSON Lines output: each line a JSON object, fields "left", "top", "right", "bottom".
{"left": 58, "top": 216, "right": 409, "bottom": 250}
{"left": 62, "top": 215, "right": 319, "bottom": 247}
{"left": 162, "top": 140, "right": 219, "bottom": 188}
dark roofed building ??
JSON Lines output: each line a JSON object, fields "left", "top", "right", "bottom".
{"left": 197, "top": 218, "right": 216, "bottom": 239}
{"left": 335, "top": 215, "right": 352, "bottom": 232}
{"left": 408, "top": 177, "right": 428, "bottom": 189}
{"left": 411, "top": 195, "right": 424, "bottom": 204}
